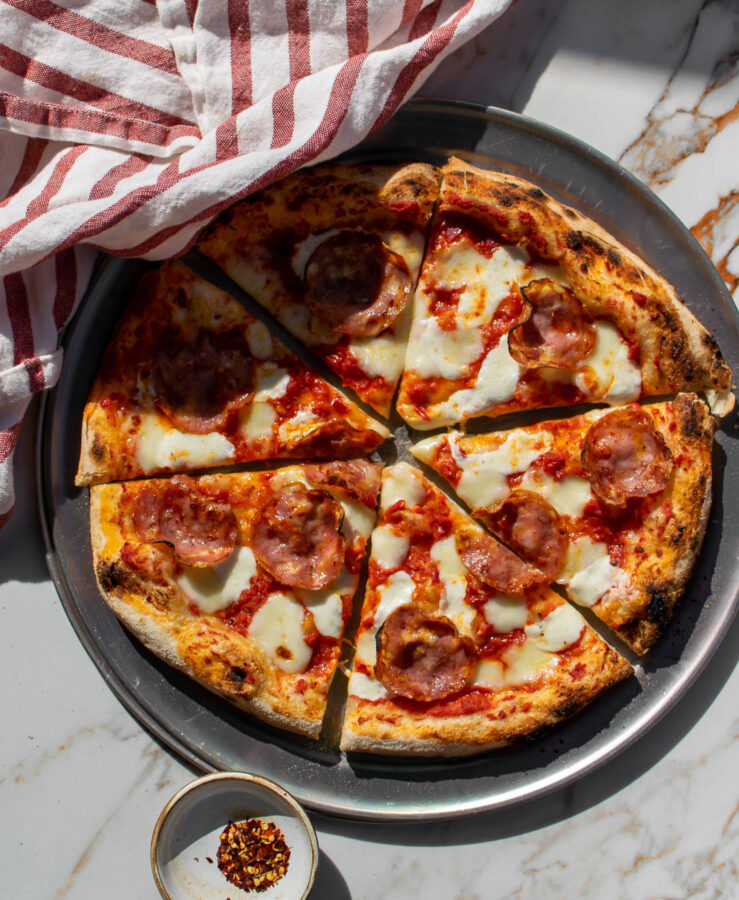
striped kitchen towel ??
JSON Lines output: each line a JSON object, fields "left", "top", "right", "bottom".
{"left": 0, "top": 0, "right": 512, "bottom": 528}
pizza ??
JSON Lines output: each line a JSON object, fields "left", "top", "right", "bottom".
{"left": 90, "top": 461, "right": 381, "bottom": 737}
{"left": 341, "top": 463, "right": 632, "bottom": 755}
{"left": 395, "top": 157, "right": 733, "bottom": 429}
{"left": 76, "top": 261, "right": 388, "bottom": 486}
{"left": 76, "top": 156, "right": 735, "bottom": 757}
{"left": 197, "top": 161, "right": 439, "bottom": 416}
{"left": 412, "top": 393, "right": 714, "bottom": 655}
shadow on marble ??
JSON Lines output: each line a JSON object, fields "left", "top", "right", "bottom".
{"left": 421, "top": 0, "right": 715, "bottom": 114}
{"left": 308, "top": 849, "right": 353, "bottom": 900}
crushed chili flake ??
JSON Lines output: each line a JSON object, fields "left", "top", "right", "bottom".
{"left": 217, "top": 818, "right": 290, "bottom": 893}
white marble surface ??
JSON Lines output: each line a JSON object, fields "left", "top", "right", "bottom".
{"left": 2, "top": 1, "right": 738, "bottom": 897}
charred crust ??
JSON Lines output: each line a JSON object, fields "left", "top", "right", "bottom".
{"left": 646, "top": 586, "right": 670, "bottom": 624}
{"left": 90, "top": 435, "right": 105, "bottom": 462}
{"left": 607, "top": 249, "right": 621, "bottom": 267}
{"left": 528, "top": 188, "right": 545, "bottom": 200}
{"left": 96, "top": 560, "right": 169, "bottom": 610}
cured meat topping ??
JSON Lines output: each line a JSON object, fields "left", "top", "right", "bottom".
{"left": 151, "top": 329, "right": 254, "bottom": 433}
{"left": 252, "top": 482, "right": 346, "bottom": 589}
{"left": 459, "top": 532, "right": 548, "bottom": 593}
{"left": 304, "top": 459, "right": 382, "bottom": 505}
{"left": 582, "top": 407, "right": 673, "bottom": 506}
{"left": 304, "top": 231, "right": 412, "bottom": 336}
{"left": 132, "top": 475, "right": 237, "bottom": 566}
{"left": 485, "top": 489, "right": 567, "bottom": 581}
{"left": 375, "top": 604, "right": 475, "bottom": 702}
{"left": 508, "top": 279, "right": 597, "bottom": 370}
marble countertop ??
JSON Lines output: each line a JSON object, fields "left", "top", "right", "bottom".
{"left": 2, "top": 1, "right": 738, "bottom": 897}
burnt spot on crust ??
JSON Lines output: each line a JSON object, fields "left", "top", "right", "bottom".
{"left": 229, "top": 666, "right": 250, "bottom": 686}
{"left": 646, "top": 586, "right": 670, "bottom": 624}
{"left": 607, "top": 249, "right": 621, "bottom": 267}
{"left": 553, "top": 695, "right": 586, "bottom": 720}
{"left": 528, "top": 188, "right": 545, "bottom": 201}
{"left": 90, "top": 435, "right": 105, "bottom": 462}
{"left": 564, "top": 208, "right": 578, "bottom": 220}
{"left": 566, "top": 230, "right": 604, "bottom": 256}
{"left": 674, "top": 394, "right": 709, "bottom": 439}
{"left": 97, "top": 561, "right": 169, "bottom": 610}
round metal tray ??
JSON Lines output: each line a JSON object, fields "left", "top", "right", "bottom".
{"left": 37, "top": 99, "right": 739, "bottom": 822}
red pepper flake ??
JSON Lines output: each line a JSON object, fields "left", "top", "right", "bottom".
{"left": 217, "top": 819, "right": 291, "bottom": 893}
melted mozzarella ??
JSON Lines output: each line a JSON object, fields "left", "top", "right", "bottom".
{"left": 253, "top": 364, "right": 291, "bottom": 402}
{"left": 434, "top": 340, "right": 522, "bottom": 422}
{"left": 349, "top": 331, "right": 406, "bottom": 382}
{"left": 525, "top": 604, "right": 585, "bottom": 652}
{"left": 178, "top": 546, "right": 257, "bottom": 614}
{"left": 354, "top": 629, "right": 378, "bottom": 667}
{"left": 404, "top": 318, "right": 483, "bottom": 379}
{"left": 373, "top": 570, "right": 415, "bottom": 627}
{"left": 518, "top": 470, "right": 593, "bottom": 519}
{"left": 246, "top": 320, "right": 273, "bottom": 359}
{"left": 472, "top": 659, "right": 505, "bottom": 690}
{"left": 482, "top": 593, "right": 529, "bottom": 633}
{"left": 278, "top": 406, "right": 320, "bottom": 442}
{"left": 381, "top": 463, "right": 425, "bottom": 510}
{"left": 348, "top": 670, "right": 388, "bottom": 701}
{"left": 371, "top": 525, "right": 410, "bottom": 570}
{"left": 430, "top": 535, "right": 474, "bottom": 636}
{"left": 575, "top": 320, "right": 642, "bottom": 403}
{"left": 561, "top": 537, "right": 624, "bottom": 608}
{"left": 296, "top": 569, "right": 353, "bottom": 639}
{"left": 135, "top": 416, "right": 235, "bottom": 473}
{"left": 503, "top": 640, "right": 558, "bottom": 686}
{"left": 340, "top": 496, "right": 376, "bottom": 540}
{"left": 248, "top": 592, "right": 312, "bottom": 673}
{"left": 431, "top": 430, "right": 547, "bottom": 511}
{"left": 239, "top": 401, "right": 276, "bottom": 443}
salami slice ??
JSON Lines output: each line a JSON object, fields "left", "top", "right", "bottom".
{"left": 508, "top": 279, "right": 596, "bottom": 370}
{"left": 303, "top": 231, "right": 412, "bottom": 336}
{"left": 304, "top": 459, "right": 382, "bottom": 505}
{"left": 460, "top": 532, "right": 548, "bottom": 593}
{"left": 582, "top": 407, "right": 673, "bottom": 505}
{"left": 485, "top": 490, "right": 567, "bottom": 581}
{"left": 252, "top": 482, "right": 346, "bottom": 589}
{"left": 151, "top": 330, "right": 254, "bottom": 434}
{"left": 133, "top": 475, "right": 237, "bottom": 567}
{"left": 375, "top": 604, "right": 475, "bottom": 702}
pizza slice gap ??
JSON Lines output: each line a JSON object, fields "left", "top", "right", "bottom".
{"left": 340, "top": 462, "right": 632, "bottom": 757}
{"left": 411, "top": 393, "right": 715, "bottom": 656}
{"left": 90, "top": 461, "right": 382, "bottom": 739}
{"left": 76, "top": 261, "right": 388, "bottom": 486}
{"left": 396, "top": 156, "right": 733, "bottom": 430}
{"left": 197, "top": 161, "right": 440, "bottom": 417}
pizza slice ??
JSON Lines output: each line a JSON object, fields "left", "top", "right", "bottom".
{"left": 412, "top": 394, "right": 715, "bottom": 655}
{"left": 197, "top": 161, "right": 439, "bottom": 416}
{"left": 76, "top": 262, "right": 388, "bottom": 486}
{"left": 90, "top": 461, "right": 381, "bottom": 738}
{"left": 340, "top": 462, "right": 632, "bottom": 756}
{"left": 396, "top": 157, "right": 733, "bottom": 429}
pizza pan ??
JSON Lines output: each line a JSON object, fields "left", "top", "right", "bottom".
{"left": 37, "top": 99, "right": 739, "bottom": 821}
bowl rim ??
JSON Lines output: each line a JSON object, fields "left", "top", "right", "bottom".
{"left": 150, "top": 771, "right": 319, "bottom": 900}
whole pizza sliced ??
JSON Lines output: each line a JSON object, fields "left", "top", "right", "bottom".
{"left": 90, "top": 461, "right": 381, "bottom": 738}
{"left": 412, "top": 394, "right": 715, "bottom": 655}
{"left": 396, "top": 157, "right": 733, "bottom": 429}
{"left": 197, "top": 161, "right": 439, "bottom": 417}
{"left": 76, "top": 262, "right": 388, "bottom": 486}
{"left": 340, "top": 462, "right": 632, "bottom": 756}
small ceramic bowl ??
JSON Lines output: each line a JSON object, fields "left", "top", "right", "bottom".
{"left": 151, "top": 772, "right": 318, "bottom": 900}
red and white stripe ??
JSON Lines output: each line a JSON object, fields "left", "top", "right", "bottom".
{"left": 0, "top": 0, "right": 512, "bottom": 526}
